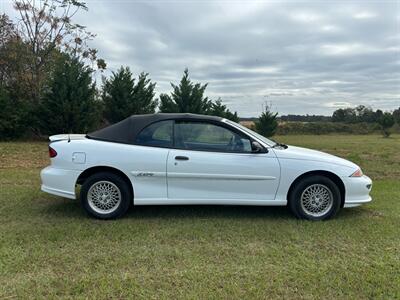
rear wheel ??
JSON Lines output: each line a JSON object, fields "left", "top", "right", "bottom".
{"left": 80, "top": 172, "right": 131, "bottom": 219}
{"left": 289, "top": 175, "right": 341, "bottom": 220}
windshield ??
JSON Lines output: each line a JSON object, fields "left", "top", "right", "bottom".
{"left": 224, "top": 119, "right": 276, "bottom": 147}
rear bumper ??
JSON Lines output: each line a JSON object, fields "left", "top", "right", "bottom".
{"left": 40, "top": 166, "right": 81, "bottom": 199}
{"left": 342, "top": 175, "right": 372, "bottom": 208}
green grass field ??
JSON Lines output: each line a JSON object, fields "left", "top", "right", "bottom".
{"left": 1, "top": 135, "right": 399, "bottom": 299}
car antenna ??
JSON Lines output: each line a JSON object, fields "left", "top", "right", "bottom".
{"left": 68, "top": 132, "right": 71, "bottom": 143}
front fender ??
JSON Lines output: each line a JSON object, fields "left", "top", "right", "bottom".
{"left": 274, "top": 158, "right": 355, "bottom": 202}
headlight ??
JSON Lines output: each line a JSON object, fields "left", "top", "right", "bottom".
{"left": 350, "top": 168, "right": 363, "bottom": 177}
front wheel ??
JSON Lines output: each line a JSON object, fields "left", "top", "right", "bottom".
{"left": 289, "top": 175, "right": 341, "bottom": 220}
{"left": 80, "top": 172, "right": 132, "bottom": 219}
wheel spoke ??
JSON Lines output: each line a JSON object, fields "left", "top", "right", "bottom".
{"left": 300, "top": 184, "right": 333, "bottom": 217}
{"left": 87, "top": 181, "right": 122, "bottom": 215}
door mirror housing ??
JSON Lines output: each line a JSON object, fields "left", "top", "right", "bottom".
{"left": 251, "top": 141, "right": 264, "bottom": 153}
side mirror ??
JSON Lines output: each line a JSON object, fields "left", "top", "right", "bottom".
{"left": 251, "top": 141, "right": 263, "bottom": 153}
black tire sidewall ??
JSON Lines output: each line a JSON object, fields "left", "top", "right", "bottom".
{"left": 80, "top": 172, "right": 132, "bottom": 219}
{"left": 289, "top": 175, "right": 341, "bottom": 220}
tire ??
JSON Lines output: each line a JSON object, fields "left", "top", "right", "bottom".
{"left": 289, "top": 175, "right": 341, "bottom": 220}
{"left": 80, "top": 172, "right": 132, "bottom": 219}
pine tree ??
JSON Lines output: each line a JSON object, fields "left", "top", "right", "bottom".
{"left": 102, "top": 67, "right": 157, "bottom": 123}
{"left": 159, "top": 69, "right": 239, "bottom": 120}
{"left": 131, "top": 72, "right": 158, "bottom": 114}
{"left": 102, "top": 67, "right": 135, "bottom": 123}
{"left": 210, "top": 98, "right": 239, "bottom": 122}
{"left": 255, "top": 104, "right": 278, "bottom": 137}
{"left": 159, "top": 68, "right": 212, "bottom": 114}
{"left": 39, "top": 54, "right": 100, "bottom": 135}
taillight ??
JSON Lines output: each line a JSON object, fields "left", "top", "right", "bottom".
{"left": 49, "top": 146, "right": 57, "bottom": 158}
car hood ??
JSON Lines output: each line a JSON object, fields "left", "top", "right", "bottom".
{"left": 274, "top": 145, "right": 358, "bottom": 169}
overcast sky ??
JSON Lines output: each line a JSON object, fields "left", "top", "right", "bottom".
{"left": 2, "top": 0, "right": 399, "bottom": 116}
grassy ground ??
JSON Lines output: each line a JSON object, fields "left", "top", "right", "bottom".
{"left": 0, "top": 135, "right": 399, "bottom": 299}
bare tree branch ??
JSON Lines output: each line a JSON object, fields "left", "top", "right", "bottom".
{"left": 10, "top": 0, "right": 102, "bottom": 104}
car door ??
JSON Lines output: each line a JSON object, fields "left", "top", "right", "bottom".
{"left": 166, "top": 121, "right": 280, "bottom": 204}
{"left": 130, "top": 120, "right": 173, "bottom": 203}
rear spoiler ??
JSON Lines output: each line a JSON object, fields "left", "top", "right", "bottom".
{"left": 49, "top": 134, "right": 86, "bottom": 142}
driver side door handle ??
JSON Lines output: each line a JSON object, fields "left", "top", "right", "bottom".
{"left": 175, "top": 156, "right": 189, "bottom": 161}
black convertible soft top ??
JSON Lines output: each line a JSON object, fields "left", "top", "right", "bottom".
{"left": 86, "top": 113, "right": 223, "bottom": 144}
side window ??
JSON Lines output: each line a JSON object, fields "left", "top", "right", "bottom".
{"left": 136, "top": 120, "right": 173, "bottom": 147}
{"left": 174, "top": 121, "right": 252, "bottom": 152}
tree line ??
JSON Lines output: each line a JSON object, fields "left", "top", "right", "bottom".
{"left": 281, "top": 106, "right": 399, "bottom": 125}
{"left": 280, "top": 115, "right": 332, "bottom": 122}
{"left": 279, "top": 106, "right": 400, "bottom": 137}
{"left": 332, "top": 105, "right": 400, "bottom": 137}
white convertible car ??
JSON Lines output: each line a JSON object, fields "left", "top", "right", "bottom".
{"left": 41, "top": 113, "right": 372, "bottom": 220}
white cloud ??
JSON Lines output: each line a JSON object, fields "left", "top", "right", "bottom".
{"left": 321, "top": 25, "right": 340, "bottom": 32}
{"left": 232, "top": 66, "right": 281, "bottom": 74}
{"left": 353, "top": 11, "right": 377, "bottom": 19}
{"left": 290, "top": 11, "right": 324, "bottom": 23}
{"left": 317, "top": 80, "right": 352, "bottom": 85}
{"left": 325, "top": 102, "right": 355, "bottom": 108}
{"left": 320, "top": 43, "right": 376, "bottom": 55}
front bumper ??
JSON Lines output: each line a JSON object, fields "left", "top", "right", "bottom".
{"left": 342, "top": 175, "right": 372, "bottom": 208}
{"left": 40, "top": 166, "right": 81, "bottom": 199}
